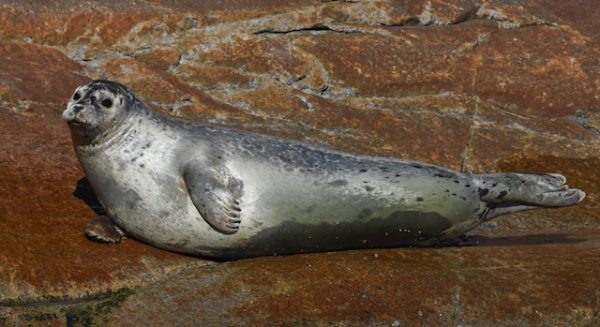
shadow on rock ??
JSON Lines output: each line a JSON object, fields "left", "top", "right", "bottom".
{"left": 74, "top": 177, "right": 105, "bottom": 216}
{"left": 462, "top": 233, "right": 587, "bottom": 247}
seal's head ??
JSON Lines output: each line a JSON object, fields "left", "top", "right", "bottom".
{"left": 63, "top": 80, "right": 133, "bottom": 144}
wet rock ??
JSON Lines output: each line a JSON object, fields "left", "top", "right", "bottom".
{"left": 0, "top": 0, "right": 599, "bottom": 325}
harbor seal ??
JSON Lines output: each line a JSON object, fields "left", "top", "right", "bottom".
{"left": 63, "top": 80, "right": 586, "bottom": 258}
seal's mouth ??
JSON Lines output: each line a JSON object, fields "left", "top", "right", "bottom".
{"left": 65, "top": 119, "right": 88, "bottom": 130}
{"left": 68, "top": 121, "right": 84, "bottom": 127}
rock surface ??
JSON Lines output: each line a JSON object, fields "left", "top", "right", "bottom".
{"left": 0, "top": 0, "right": 598, "bottom": 325}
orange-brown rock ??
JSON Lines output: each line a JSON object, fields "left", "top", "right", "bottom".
{"left": 0, "top": 0, "right": 598, "bottom": 325}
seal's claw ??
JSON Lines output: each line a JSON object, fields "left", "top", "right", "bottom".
{"left": 547, "top": 173, "right": 567, "bottom": 186}
{"left": 227, "top": 211, "right": 240, "bottom": 218}
{"left": 220, "top": 219, "right": 241, "bottom": 234}
{"left": 84, "top": 215, "right": 124, "bottom": 243}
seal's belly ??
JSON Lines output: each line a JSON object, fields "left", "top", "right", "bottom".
{"left": 214, "top": 159, "right": 484, "bottom": 257}
{"left": 82, "top": 147, "right": 484, "bottom": 257}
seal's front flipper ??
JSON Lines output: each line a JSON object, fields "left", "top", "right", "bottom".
{"left": 85, "top": 215, "right": 125, "bottom": 243}
{"left": 183, "top": 163, "right": 243, "bottom": 234}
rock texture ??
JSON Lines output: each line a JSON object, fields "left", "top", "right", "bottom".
{"left": 0, "top": 0, "right": 598, "bottom": 325}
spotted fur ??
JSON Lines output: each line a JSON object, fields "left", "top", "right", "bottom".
{"left": 63, "top": 80, "right": 586, "bottom": 258}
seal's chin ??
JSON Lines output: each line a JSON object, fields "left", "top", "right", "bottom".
{"left": 65, "top": 119, "right": 96, "bottom": 146}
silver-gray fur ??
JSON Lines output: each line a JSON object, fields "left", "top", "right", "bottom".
{"left": 63, "top": 80, "right": 586, "bottom": 258}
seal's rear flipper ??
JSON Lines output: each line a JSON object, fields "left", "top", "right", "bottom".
{"left": 183, "top": 161, "right": 244, "bottom": 235}
{"left": 474, "top": 173, "right": 585, "bottom": 220}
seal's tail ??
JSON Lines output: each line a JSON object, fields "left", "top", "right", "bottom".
{"left": 472, "top": 173, "right": 585, "bottom": 220}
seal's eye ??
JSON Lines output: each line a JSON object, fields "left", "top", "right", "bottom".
{"left": 101, "top": 99, "right": 113, "bottom": 108}
{"left": 73, "top": 92, "right": 80, "bottom": 100}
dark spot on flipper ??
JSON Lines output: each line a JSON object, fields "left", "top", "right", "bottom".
{"left": 478, "top": 188, "right": 489, "bottom": 197}
{"left": 465, "top": 184, "right": 470, "bottom": 188}
{"left": 416, "top": 197, "right": 424, "bottom": 202}
{"left": 496, "top": 190, "right": 508, "bottom": 199}
{"left": 359, "top": 169, "right": 368, "bottom": 173}
{"left": 365, "top": 186, "right": 374, "bottom": 192}
{"left": 492, "top": 183, "right": 498, "bottom": 187}
{"left": 453, "top": 180, "right": 460, "bottom": 184}
{"left": 410, "top": 164, "right": 423, "bottom": 169}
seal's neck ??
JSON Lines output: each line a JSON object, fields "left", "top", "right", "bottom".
{"left": 72, "top": 103, "right": 150, "bottom": 155}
